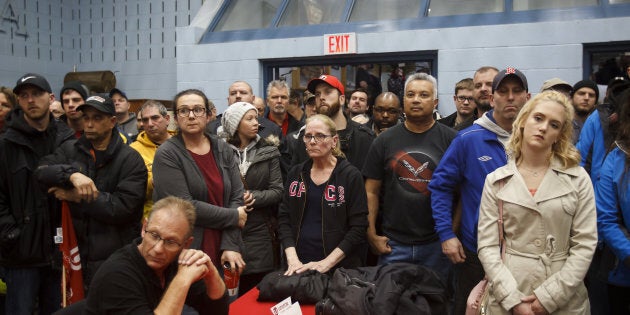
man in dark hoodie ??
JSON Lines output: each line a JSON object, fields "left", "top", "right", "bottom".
{"left": 0, "top": 73, "right": 75, "bottom": 314}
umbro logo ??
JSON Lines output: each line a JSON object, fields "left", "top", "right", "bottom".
{"left": 21, "top": 76, "right": 36, "bottom": 82}
{"left": 478, "top": 155, "right": 492, "bottom": 162}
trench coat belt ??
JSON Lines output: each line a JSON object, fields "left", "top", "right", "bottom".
{"left": 505, "top": 247, "right": 568, "bottom": 277}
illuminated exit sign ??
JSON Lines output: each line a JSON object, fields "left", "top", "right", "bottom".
{"left": 324, "top": 33, "right": 357, "bottom": 55}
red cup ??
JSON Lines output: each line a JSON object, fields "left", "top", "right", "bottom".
{"left": 223, "top": 262, "right": 240, "bottom": 296}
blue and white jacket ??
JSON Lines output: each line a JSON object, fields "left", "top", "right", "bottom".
{"left": 596, "top": 144, "right": 630, "bottom": 286}
{"left": 429, "top": 111, "right": 509, "bottom": 253}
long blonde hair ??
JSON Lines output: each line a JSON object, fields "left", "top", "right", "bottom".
{"left": 508, "top": 90, "right": 581, "bottom": 168}
{"left": 305, "top": 114, "right": 346, "bottom": 159}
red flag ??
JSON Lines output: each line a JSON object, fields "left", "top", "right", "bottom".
{"left": 60, "top": 201, "right": 84, "bottom": 306}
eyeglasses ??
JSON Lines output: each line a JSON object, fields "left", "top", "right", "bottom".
{"left": 456, "top": 96, "right": 474, "bottom": 103}
{"left": 373, "top": 107, "right": 400, "bottom": 115}
{"left": 176, "top": 107, "right": 206, "bottom": 118}
{"left": 144, "top": 230, "right": 182, "bottom": 251}
{"left": 303, "top": 133, "right": 333, "bottom": 143}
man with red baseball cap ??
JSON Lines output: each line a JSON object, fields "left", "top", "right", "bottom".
{"left": 286, "top": 74, "right": 374, "bottom": 171}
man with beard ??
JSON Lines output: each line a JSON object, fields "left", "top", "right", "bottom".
{"left": 363, "top": 73, "right": 456, "bottom": 286}
{"left": 287, "top": 74, "right": 374, "bottom": 170}
{"left": 429, "top": 67, "right": 530, "bottom": 314}
{"left": 472, "top": 66, "right": 499, "bottom": 118}
{"left": 570, "top": 80, "right": 598, "bottom": 143}
{"left": 0, "top": 73, "right": 75, "bottom": 314}
{"left": 368, "top": 92, "right": 401, "bottom": 136}
{"left": 348, "top": 88, "right": 370, "bottom": 124}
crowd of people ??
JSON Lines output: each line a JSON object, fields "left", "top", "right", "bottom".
{"left": 0, "top": 60, "right": 629, "bottom": 315}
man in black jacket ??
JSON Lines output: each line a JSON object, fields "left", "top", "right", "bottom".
{"left": 36, "top": 96, "right": 147, "bottom": 290}
{"left": 0, "top": 73, "right": 75, "bottom": 314}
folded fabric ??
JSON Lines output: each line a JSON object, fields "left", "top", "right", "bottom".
{"left": 257, "top": 270, "right": 329, "bottom": 304}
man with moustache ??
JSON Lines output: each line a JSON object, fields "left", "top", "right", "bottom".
{"left": 207, "top": 81, "right": 281, "bottom": 139}
{"left": 367, "top": 92, "right": 401, "bottom": 136}
{"left": 0, "top": 73, "right": 75, "bottom": 314}
{"left": 287, "top": 74, "right": 374, "bottom": 170}
{"left": 348, "top": 88, "right": 370, "bottom": 124}
{"left": 36, "top": 96, "right": 147, "bottom": 290}
{"left": 265, "top": 80, "right": 303, "bottom": 135}
{"left": 430, "top": 67, "right": 530, "bottom": 314}
{"left": 472, "top": 66, "right": 499, "bottom": 118}
{"left": 363, "top": 73, "right": 456, "bottom": 285}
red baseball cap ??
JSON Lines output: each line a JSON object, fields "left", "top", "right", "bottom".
{"left": 307, "top": 74, "right": 345, "bottom": 95}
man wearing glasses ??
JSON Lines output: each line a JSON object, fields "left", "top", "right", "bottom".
{"left": 36, "top": 95, "right": 147, "bottom": 290}
{"left": 438, "top": 78, "right": 477, "bottom": 131}
{"left": 368, "top": 92, "right": 401, "bottom": 136}
{"left": 84, "top": 196, "right": 228, "bottom": 314}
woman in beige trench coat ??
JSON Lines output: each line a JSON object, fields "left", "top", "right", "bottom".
{"left": 477, "top": 91, "right": 597, "bottom": 315}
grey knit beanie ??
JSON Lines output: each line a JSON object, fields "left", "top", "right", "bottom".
{"left": 221, "top": 101, "right": 258, "bottom": 137}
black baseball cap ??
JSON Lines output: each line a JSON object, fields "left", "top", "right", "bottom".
{"left": 14, "top": 73, "right": 52, "bottom": 94}
{"left": 77, "top": 96, "right": 115, "bottom": 115}
{"left": 492, "top": 67, "right": 528, "bottom": 93}
{"left": 109, "top": 88, "right": 128, "bottom": 100}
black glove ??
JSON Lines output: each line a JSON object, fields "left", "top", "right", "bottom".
{"left": 1, "top": 226, "right": 21, "bottom": 249}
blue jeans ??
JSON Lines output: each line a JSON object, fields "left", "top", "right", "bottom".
{"left": 5, "top": 266, "right": 61, "bottom": 315}
{"left": 378, "top": 239, "right": 452, "bottom": 287}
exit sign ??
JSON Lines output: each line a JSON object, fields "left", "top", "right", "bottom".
{"left": 324, "top": 33, "right": 357, "bottom": 55}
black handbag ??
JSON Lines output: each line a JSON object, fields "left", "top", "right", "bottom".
{"left": 257, "top": 270, "right": 329, "bottom": 304}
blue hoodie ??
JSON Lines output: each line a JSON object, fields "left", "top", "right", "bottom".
{"left": 429, "top": 111, "right": 509, "bottom": 252}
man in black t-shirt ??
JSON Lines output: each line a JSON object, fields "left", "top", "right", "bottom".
{"left": 363, "top": 73, "right": 456, "bottom": 285}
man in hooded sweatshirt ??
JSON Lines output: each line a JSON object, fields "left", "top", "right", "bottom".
{"left": 429, "top": 67, "right": 530, "bottom": 315}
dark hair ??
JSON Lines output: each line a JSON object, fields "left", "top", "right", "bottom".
{"left": 173, "top": 89, "right": 210, "bottom": 112}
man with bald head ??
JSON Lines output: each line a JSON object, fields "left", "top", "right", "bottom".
{"left": 207, "top": 81, "right": 281, "bottom": 138}
{"left": 367, "top": 92, "right": 401, "bottom": 136}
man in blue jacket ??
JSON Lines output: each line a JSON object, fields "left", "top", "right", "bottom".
{"left": 429, "top": 67, "right": 530, "bottom": 314}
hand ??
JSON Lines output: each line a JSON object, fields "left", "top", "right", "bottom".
{"left": 284, "top": 259, "right": 304, "bottom": 276}
{"left": 48, "top": 187, "right": 82, "bottom": 203}
{"left": 69, "top": 173, "right": 99, "bottom": 202}
{"left": 295, "top": 260, "right": 333, "bottom": 275}
{"left": 221, "top": 250, "right": 245, "bottom": 273}
{"left": 367, "top": 232, "right": 391, "bottom": 255}
{"left": 512, "top": 302, "right": 535, "bottom": 315}
{"left": 179, "top": 249, "right": 212, "bottom": 268}
{"left": 521, "top": 295, "right": 549, "bottom": 315}
{"left": 176, "top": 260, "right": 209, "bottom": 286}
{"left": 243, "top": 191, "right": 255, "bottom": 211}
{"left": 442, "top": 237, "right": 466, "bottom": 264}
{"left": 236, "top": 206, "right": 248, "bottom": 228}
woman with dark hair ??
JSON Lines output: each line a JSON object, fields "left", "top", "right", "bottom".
{"left": 596, "top": 88, "right": 630, "bottom": 314}
{"left": 478, "top": 91, "right": 597, "bottom": 314}
{"left": 153, "top": 89, "right": 248, "bottom": 272}
{"left": 220, "top": 102, "right": 283, "bottom": 295}
{"left": 278, "top": 114, "right": 368, "bottom": 276}
{"left": 0, "top": 86, "right": 17, "bottom": 133}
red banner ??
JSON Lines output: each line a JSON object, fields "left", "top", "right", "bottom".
{"left": 60, "top": 201, "right": 84, "bottom": 306}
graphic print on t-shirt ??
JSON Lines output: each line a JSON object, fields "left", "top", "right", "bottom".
{"left": 389, "top": 150, "right": 435, "bottom": 196}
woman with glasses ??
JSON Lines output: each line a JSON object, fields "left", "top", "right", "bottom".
{"left": 278, "top": 114, "right": 368, "bottom": 276}
{"left": 153, "top": 89, "right": 249, "bottom": 273}
{"left": 220, "top": 102, "right": 283, "bottom": 295}
{"left": 595, "top": 89, "right": 630, "bottom": 314}
{"left": 477, "top": 91, "right": 596, "bottom": 314}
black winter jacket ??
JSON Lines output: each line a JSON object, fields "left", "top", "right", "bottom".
{"left": 0, "top": 109, "right": 75, "bottom": 267}
{"left": 36, "top": 129, "right": 147, "bottom": 286}
{"left": 278, "top": 158, "right": 368, "bottom": 269}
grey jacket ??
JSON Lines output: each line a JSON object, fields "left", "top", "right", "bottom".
{"left": 152, "top": 132, "right": 244, "bottom": 252}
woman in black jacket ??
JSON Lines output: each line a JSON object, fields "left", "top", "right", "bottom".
{"left": 278, "top": 114, "right": 368, "bottom": 276}
{"left": 220, "top": 102, "right": 283, "bottom": 295}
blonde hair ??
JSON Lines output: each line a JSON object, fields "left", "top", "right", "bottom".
{"left": 508, "top": 90, "right": 580, "bottom": 168}
{"left": 305, "top": 114, "right": 346, "bottom": 159}
{"left": 148, "top": 196, "right": 197, "bottom": 237}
